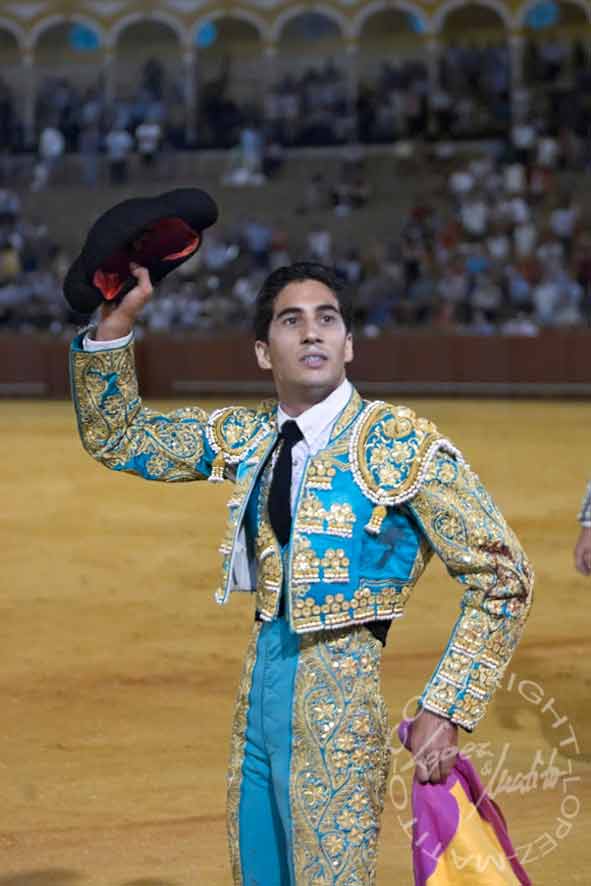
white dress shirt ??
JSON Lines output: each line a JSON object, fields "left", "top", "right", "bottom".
{"left": 277, "top": 377, "right": 352, "bottom": 511}
{"left": 82, "top": 330, "right": 133, "bottom": 352}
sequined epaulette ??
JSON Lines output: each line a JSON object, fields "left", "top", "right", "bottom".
{"left": 350, "top": 401, "right": 464, "bottom": 533}
{"left": 206, "top": 401, "right": 275, "bottom": 481}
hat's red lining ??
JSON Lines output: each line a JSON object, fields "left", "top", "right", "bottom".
{"left": 93, "top": 217, "right": 201, "bottom": 301}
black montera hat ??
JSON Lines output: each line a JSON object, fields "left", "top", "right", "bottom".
{"left": 63, "top": 187, "right": 218, "bottom": 314}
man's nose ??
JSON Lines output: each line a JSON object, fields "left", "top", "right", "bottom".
{"left": 301, "top": 319, "right": 323, "bottom": 342}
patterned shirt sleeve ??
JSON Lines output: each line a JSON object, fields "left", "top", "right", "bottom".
{"left": 578, "top": 481, "right": 591, "bottom": 528}
{"left": 406, "top": 451, "right": 534, "bottom": 731}
{"left": 70, "top": 335, "right": 214, "bottom": 481}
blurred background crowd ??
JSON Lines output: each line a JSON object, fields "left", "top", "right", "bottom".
{"left": 0, "top": 0, "right": 590, "bottom": 336}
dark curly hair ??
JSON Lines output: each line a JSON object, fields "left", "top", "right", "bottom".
{"left": 253, "top": 262, "right": 353, "bottom": 342}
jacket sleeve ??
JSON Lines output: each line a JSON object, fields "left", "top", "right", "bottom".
{"left": 69, "top": 334, "right": 215, "bottom": 481}
{"left": 406, "top": 450, "right": 534, "bottom": 731}
{"left": 578, "top": 481, "right": 591, "bottom": 527}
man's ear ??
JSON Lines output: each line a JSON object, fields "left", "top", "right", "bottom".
{"left": 255, "top": 339, "right": 272, "bottom": 371}
{"left": 345, "top": 332, "right": 354, "bottom": 364}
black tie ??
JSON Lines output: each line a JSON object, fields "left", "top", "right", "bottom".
{"left": 268, "top": 420, "right": 304, "bottom": 547}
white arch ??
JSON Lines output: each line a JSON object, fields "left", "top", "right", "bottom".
{"left": 191, "top": 9, "right": 268, "bottom": 46}
{"left": 0, "top": 17, "right": 26, "bottom": 50}
{"left": 27, "top": 14, "right": 106, "bottom": 51}
{"left": 110, "top": 11, "right": 187, "bottom": 50}
{"left": 352, "top": 0, "right": 433, "bottom": 38}
{"left": 432, "top": 0, "right": 514, "bottom": 33}
{"left": 271, "top": 4, "right": 352, "bottom": 43}
{"left": 517, "top": 0, "right": 591, "bottom": 26}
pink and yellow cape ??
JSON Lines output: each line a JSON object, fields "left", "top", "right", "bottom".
{"left": 397, "top": 719, "right": 532, "bottom": 885}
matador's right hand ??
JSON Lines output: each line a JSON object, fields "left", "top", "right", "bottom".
{"left": 95, "top": 264, "right": 153, "bottom": 341}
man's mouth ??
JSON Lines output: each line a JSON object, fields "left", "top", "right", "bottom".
{"left": 300, "top": 353, "right": 327, "bottom": 368}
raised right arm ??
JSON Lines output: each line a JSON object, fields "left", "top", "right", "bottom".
{"left": 69, "top": 264, "right": 215, "bottom": 482}
{"left": 70, "top": 334, "right": 214, "bottom": 481}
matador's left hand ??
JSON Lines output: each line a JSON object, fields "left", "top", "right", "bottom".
{"left": 409, "top": 709, "right": 459, "bottom": 784}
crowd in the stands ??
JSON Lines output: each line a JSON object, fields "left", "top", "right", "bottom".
{"left": 0, "top": 35, "right": 589, "bottom": 169}
{"left": 2, "top": 124, "right": 590, "bottom": 335}
{"left": 1, "top": 33, "right": 590, "bottom": 336}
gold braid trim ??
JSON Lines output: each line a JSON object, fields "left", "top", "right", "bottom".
{"left": 226, "top": 622, "right": 262, "bottom": 885}
{"left": 349, "top": 401, "right": 464, "bottom": 507}
{"left": 291, "top": 627, "right": 390, "bottom": 884}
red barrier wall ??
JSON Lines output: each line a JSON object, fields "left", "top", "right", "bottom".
{"left": 1, "top": 331, "right": 590, "bottom": 398}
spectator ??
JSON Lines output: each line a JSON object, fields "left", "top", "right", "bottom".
{"left": 78, "top": 125, "right": 101, "bottom": 188}
{"left": 550, "top": 195, "right": 579, "bottom": 259}
{"left": 32, "top": 124, "right": 65, "bottom": 191}
{"left": 135, "top": 115, "right": 162, "bottom": 170}
{"left": 105, "top": 125, "right": 133, "bottom": 185}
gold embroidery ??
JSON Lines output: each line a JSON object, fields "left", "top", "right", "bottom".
{"left": 364, "top": 504, "right": 387, "bottom": 536}
{"left": 260, "top": 549, "right": 282, "bottom": 593}
{"left": 227, "top": 473, "right": 254, "bottom": 509}
{"left": 210, "top": 451, "right": 226, "bottom": 483}
{"left": 292, "top": 626, "right": 390, "bottom": 885}
{"left": 322, "top": 549, "right": 350, "bottom": 583}
{"left": 226, "top": 622, "right": 261, "bottom": 886}
{"left": 292, "top": 536, "right": 321, "bottom": 585}
{"left": 410, "top": 453, "right": 534, "bottom": 730}
{"left": 349, "top": 400, "right": 463, "bottom": 507}
{"left": 325, "top": 502, "right": 356, "bottom": 538}
{"left": 254, "top": 464, "right": 284, "bottom": 617}
{"left": 71, "top": 343, "right": 209, "bottom": 481}
{"left": 306, "top": 458, "right": 336, "bottom": 491}
{"left": 296, "top": 492, "right": 327, "bottom": 534}
{"left": 330, "top": 388, "right": 363, "bottom": 440}
{"left": 291, "top": 583, "right": 411, "bottom": 632}
{"left": 207, "top": 404, "right": 273, "bottom": 466}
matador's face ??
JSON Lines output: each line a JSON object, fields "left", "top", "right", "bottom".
{"left": 255, "top": 280, "right": 353, "bottom": 409}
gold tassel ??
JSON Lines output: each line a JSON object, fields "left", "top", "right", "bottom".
{"left": 209, "top": 452, "right": 226, "bottom": 483}
{"left": 365, "top": 504, "right": 387, "bottom": 535}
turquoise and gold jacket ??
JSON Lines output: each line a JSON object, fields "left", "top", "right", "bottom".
{"left": 70, "top": 335, "right": 533, "bottom": 731}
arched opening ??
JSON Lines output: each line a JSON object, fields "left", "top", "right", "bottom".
{"left": 107, "top": 19, "right": 184, "bottom": 149}
{"left": 271, "top": 12, "right": 349, "bottom": 145}
{"left": 196, "top": 17, "right": 263, "bottom": 148}
{"left": 34, "top": 21, "right": 103, "bottom": 141}
{"left": 114, "top": 19, "right": 182, "bottom": 103}
{"left": 440, "top": 4, "right": 510, "bottom": 137}
{"left": 357, "top": 8, "right": 429, "bottom": 142}
{"left": 523, "top": 1, "right": 591, "bottom": 134}
{"left": 523, "top": 2, "right": 589, "bottom": 81}
{"left": 0, "top": 27, "right": 21, "bottom": 87}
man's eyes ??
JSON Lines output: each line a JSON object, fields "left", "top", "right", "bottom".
{"left": 281, "top": 314, "right": 336, "bottom": 325}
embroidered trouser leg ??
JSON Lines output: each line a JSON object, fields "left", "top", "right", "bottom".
{"left": 227, "top": 619, "right": 391, "bottom": 885}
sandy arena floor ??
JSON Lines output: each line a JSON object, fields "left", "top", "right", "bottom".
{"left": 1, "top": 397, "right": 590, "bottom": 885}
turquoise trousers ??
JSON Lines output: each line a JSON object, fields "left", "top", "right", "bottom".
{"left": 226, "top": 615, "right": 391, "bottom": 885}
